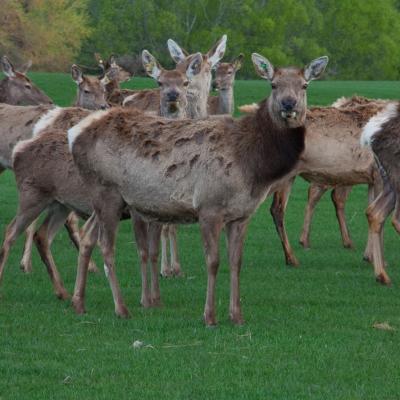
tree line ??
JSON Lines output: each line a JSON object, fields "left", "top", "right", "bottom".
{"left": 2, "top": 0, "right": 400, "bottom": 79}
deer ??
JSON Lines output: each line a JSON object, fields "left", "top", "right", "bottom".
{"left": 239, "top": 97, "right": 388, "bottom": 268}
{"left": 123, "top": 35, "right": 227, "bottom": 119}
{"left": 298, "top": 96, "right": 390, "bottom": 251}
{"left": 0, "top": 63, "right": 111, "bottom": 274}
{"left": 360, "top": 102, "right": 400, "bottom": 285}
{"left": 0, "top": 56, "right": 53, "bottom": 106}
{"left": 208, "top": 54, "right": 243, "bottom": 115}
{"left": 123, "top": 36, "right": 227, "bottom": 277}
{"left": 67, "top": 54, "right": 328, "bottom": 325}
{"left": 0, "top": 51, "right": 204, "bottom": 301}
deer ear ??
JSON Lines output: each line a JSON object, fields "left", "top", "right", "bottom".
{"left": 186, "top": 53, "right": 202, "bottom": 80}
{"left": 233, "top": 54, "right": 244, "bottom": 71}
{"left": 71, "top": 64, "right": 84, "bottom": 84}
{"left": 19, "top": 59, "right": 32, "bottom": 74}
{"left": 142, "top": 50, "right": 162, "bottom": 80}
{"left": 207, "top": 34, "right": 227, "bottom": 68}
{"left": 109, "top": 55, "right": 117, "bottom": 68}
{"left": 1, "top": 56, "right": 16, "bottom": 78}
{"left": 251, "top": 53, "right": 274, "bottom": 80}
{"left": 304, "top": 56, "right": 329, "bottom": 81}
{"left": 167, "top": 39, "right": 187, "bottom": 64}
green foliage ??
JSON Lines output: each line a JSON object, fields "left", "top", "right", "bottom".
{"left": 78, "top": 0, "right": 400, "bottom": 80}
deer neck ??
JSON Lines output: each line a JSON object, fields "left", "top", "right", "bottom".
{"left": 186, "top": 72, "right": 211, "bottom": 119}
{"left": 239, "top": 99, "right": 306, "bottom": 196}
{"left": 217, "top": 87, "right": 234, "bottom": 114}
{"left": 0, "top": 79, "right": 9, "bottom": 103}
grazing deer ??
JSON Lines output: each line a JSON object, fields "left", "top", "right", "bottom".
{"left": 123, "top": 35, "right": 227, "bottom": 119}
{"left": 0, "top": 51, "right": 204, "bottom": 300}
{"left": 0, "top": 56, "right": 53, "bottom": 106}
{"left": 67, "top": 54, "right": 328, "bottom": 324}
{"left": 361, "top": 102, "right": 400, "bottom": 285}
{"left": 208, "top": 54, "right": 243, "bottom": 115}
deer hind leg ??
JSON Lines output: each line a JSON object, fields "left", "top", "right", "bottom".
{"left": 168, "top": 224, "right": 182, "bottom": 276}
{"left": 34, "top": 204, "right": 70, "bottom": 300}
{"left": 270, "top": 177, "right": 299, "bottom": 266}
{"left": 0, "top": 191, "right": 50, "bottom": 287}
{"left": 148, "top": 222, "right": 163, "bottom": 306}
{"left": 96, "top": 193, "right": 128, "bottom": 318}
{"left": 20, "top": 219, "right": 38, "bottom": 273}
{"left": 199, "top": 211, "right": 224, "bottom": 326}
{"left": 300, "top": 183, "right": 328, "bottom": 249}
{"left": 72, "top": 212, "right": 99, "bottom": 315}
{"left": 331, "top": 186, "right": 354, "bottom": 249}
{"left": 64, "top": 212, "right": 99, "bottom": 273}
{"left": 160, "top": 224, "right": 172, "bottom": 277}
{"left": 226, "top": 218, "right": 249, "bottom": 325}
{"left": 132, "top": 213, "right": 152, "bottom": 308}
{"left": 366, "top": 182, "right": 395, "bottom": 285}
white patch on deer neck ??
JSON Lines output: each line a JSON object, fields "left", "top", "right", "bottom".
{"left": 32, "top": 107, "right": 62, "bottom": 136}
{"left": 67, "top": 109, "right": 110, "bottom": 152}
{"left": 12, "top": 137, "right": 40, "bottom": 167}
{"left": 361, "top": 102, "right": 398, "bottom": 147}
{"left": 331, "top": 96, "right": 349, "bottom": 108}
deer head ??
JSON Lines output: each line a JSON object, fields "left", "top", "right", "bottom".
{"left": 71, "top": 64, "right": 108, "bottom": 110}
{"left": 252, "top": 53, "right": 328, "bottom": 128}
{"left": 167, "top": 35, "right": 227, "bottom": 118}
{"left": 212, "top": 54, "right": 244, "bottom": 91}
{"left": 0, "top": 56, "right": 53, "bottom": 105}
{"left": 142, "top": 50, "right": 202, "bottom": 119}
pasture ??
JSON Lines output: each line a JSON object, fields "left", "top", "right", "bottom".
{"left": 1, "top": 74, "right": 400, "bottom": 399}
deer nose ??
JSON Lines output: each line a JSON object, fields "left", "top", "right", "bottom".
{"left": 281, "top": 98, "right": 297, "bottom": 111}
{"left": 167, "top": 91, "right": 179, "bottom": 102}
{"left": 100, "top": 104, "right": 109, "bottom": 110}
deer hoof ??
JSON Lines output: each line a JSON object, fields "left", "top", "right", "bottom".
{"left": 116, "top": 305, "right": 131, "bottom": 318}
{"left": 204, "top": 312, "right": 217, "bottom": 327}
{"left": 56, "top": 288, "right": 70, "bottom": 301}
{"left": 376, "top": 273, "right": 391, "bottom": 286}
{"left": 72, "top": 296, "right": 86, "bottom": 314}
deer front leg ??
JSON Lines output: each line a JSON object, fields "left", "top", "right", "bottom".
{"left": 34, "top": 205, "right": 70, "bottom": 300}
{"left": 20, "top": 219, "right": 38, "bottom": 273}
{"left": 226, "top": 218, "right": 249, "bottom": 325}
{"left": 331, "top": 186, "right": 353, "bottom": 249}
{"left": 168, "top": 224, "right": 182, "bottom": 276}
{"left": 270, "top": 177, "right": 299, "bottom": 266}
{"left": 199, "top": 211, "right": 224, "bottom": 326}
{"left": 299, "top": 183, "right": 328, "bottom": 249}
{"left": 366, "top": 183, "right": 395, "bottom": 285}
{"left": 64, "top": 212, "right": 99, "bottom": 273}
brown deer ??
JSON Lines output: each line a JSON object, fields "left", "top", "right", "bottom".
{"left": 0, "top": 56, "right": 53, "bottom": 106}
{"left": 67, "top": 54, "right": 328, "bottom": 325}
{"left": 361, "top": 102, "right": 400, "bottom": 285}
{"left": 123, "top": 35, "right": 227, "bottom": 119}
{"left": 0, "top": 64, "right": 110, "bottom": 274}
{"left": 0, "top": 51, "right": 204, "bottom": 300}
{"left": 208, "top": 54, "right": 243, "bottom": 115}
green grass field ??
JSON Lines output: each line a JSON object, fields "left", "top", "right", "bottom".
{"left": 1, "top": 74, "right": 400, "bottom": 399}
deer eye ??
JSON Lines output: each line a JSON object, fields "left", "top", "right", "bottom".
{"left": 183, "top": 81, "right": 189, "bottom": 87}
{"left": 302, "top": 83, "right": 308, "bottom": 90}
{"left": 25, "top": 84, "right": 32, "bottom": 90}
{"left": 84, "top": 89, "right": 91, "bottom": 94}
{"left": 271, "top": 83, "right": 277, "bottom": 90}
{"left": 157, "top": 81, "right": 163, "bottom": 87}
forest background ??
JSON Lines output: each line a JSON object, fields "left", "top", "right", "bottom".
{"left": 2, "top": 0, "right": 400, "bottom": 79}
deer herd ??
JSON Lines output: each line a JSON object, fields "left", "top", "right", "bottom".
{"left": 0, "top": 33, "right": 399, "bottom": 326}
